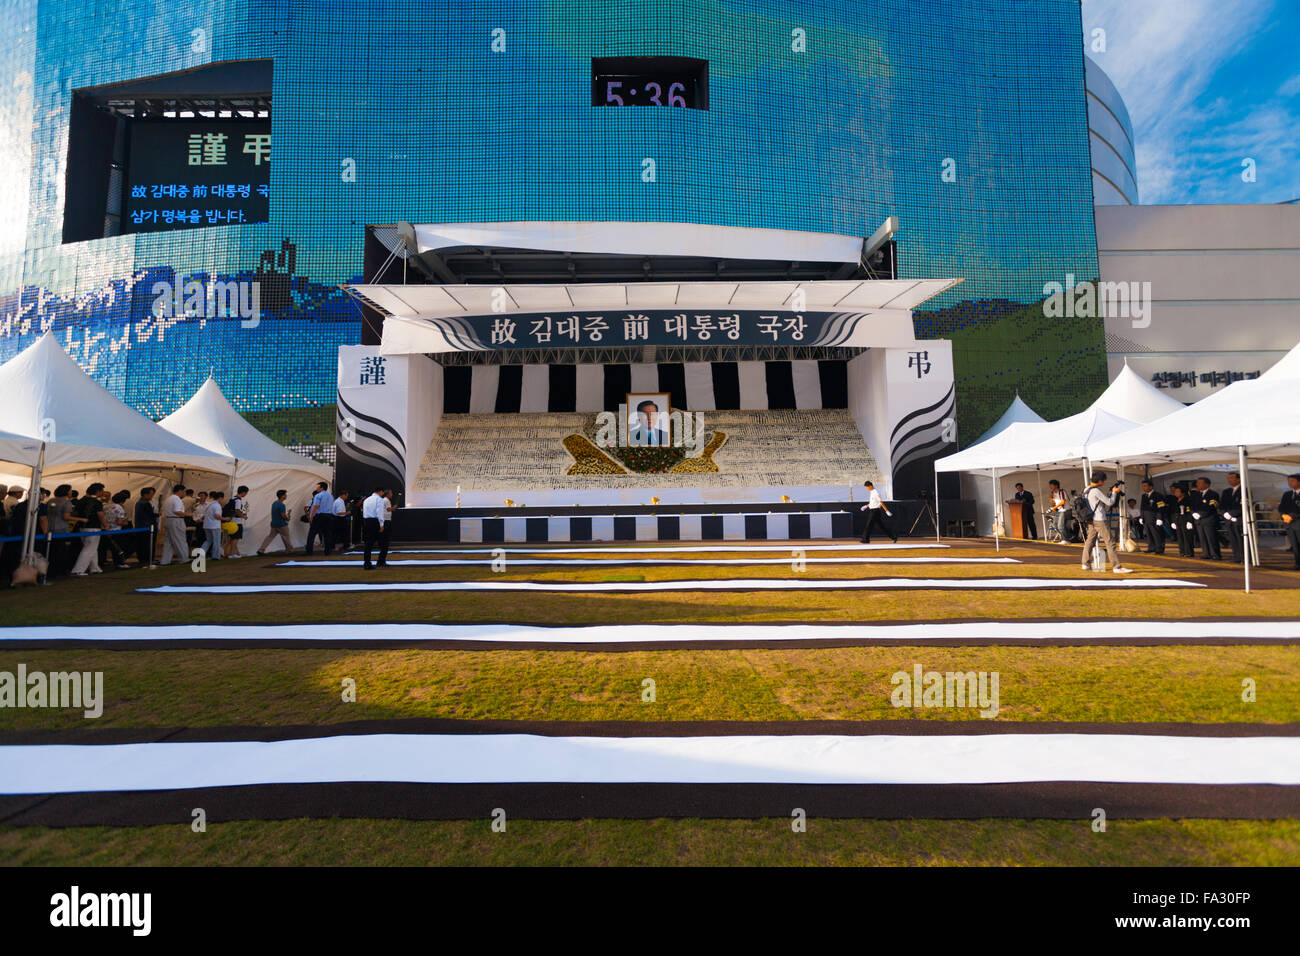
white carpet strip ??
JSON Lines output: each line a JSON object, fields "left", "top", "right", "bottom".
{"left": 139, "top": 577, "right": 1204, "bottom": 595}
{"left": 283, "top": 557, "right": 1020, "bottom": 567}
{"left": 4, "top": 733, "right": 1298, "bottom": 792}
{"left": 348, "top": 543, "right": 951, "bottom": 555}
{"left": 2, "top": 621, "right": 1294, "bottom": 644}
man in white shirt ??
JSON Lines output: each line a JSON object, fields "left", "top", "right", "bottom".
{"left": 305, "top": 481, "right": 335, "bottom": 556}
{"left": 331, "top": 490, "right": 350, "bottom": 556}
{"left": 159, "top": 483, "right": 189, "bottom": 565}
{"left": 859, "top": 480, "right": 897, "bottom": 544}
{"left": 1081, "top": 474, "right": 1131, "bottom": 573}
{"left": 361, "top": 486, "right": 386, "bottom": 570}
{"left": 202, "top": 491, "right": 226, "bottom": 560}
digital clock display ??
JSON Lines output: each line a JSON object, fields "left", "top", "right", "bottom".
{"left": 592, "top": 57, "right": 708, "bottom": 109}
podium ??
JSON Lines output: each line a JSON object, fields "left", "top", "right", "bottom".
{"left": 1005, "top": 499, "right": 1029, "bottom": 539}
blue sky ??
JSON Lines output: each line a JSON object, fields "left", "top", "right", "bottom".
{"left": 1081, "top": 0, "right": 1300, "bottom": 204}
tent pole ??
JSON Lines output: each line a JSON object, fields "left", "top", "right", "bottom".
{"left": 1035, "top": 465, "right": 1045, "bottom": 543}
{"left": 934, "top": 470, "right": 941, "bottom": 542}
{"left": 1117, "top": 462, "right": 1127, "bottom": 548}
{"left": 1238, "top": 445, "right": 1252, "bottom": 595}
{"left": 20, "top": 443, "right": 46, "bottom": 568}
{"left": 992, "top": 467, "right": 999, "bottom": 552}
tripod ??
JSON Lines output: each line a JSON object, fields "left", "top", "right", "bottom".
{"left": 909, "top": 498, "right": 937, "bottom": 537}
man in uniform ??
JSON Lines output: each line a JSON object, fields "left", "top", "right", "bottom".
{"left": 1139, "top": 479, "right": 1167, "bottom": 554}
{"left": 1169, "top": 483, "right": 1196, "bottom": 558}
{"left": 1192, "top": 476, "right": 1222, "bottom": 560}
{"left": 1220, "top": 471, "right": 1246, "bottom": 564}
{"left": 1280, "top": 474, "right": 1300, "bottom": 570}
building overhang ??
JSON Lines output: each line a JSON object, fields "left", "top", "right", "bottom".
{"left": 342, "top": 278, "right": 963, "bottom": 356}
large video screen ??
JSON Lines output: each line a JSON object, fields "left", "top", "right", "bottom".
{"left": 122, "top": 119, "right": 270, "bottom": 234}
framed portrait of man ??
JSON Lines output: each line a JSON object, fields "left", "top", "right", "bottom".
{"left": 625, "top": 392, "right": 672, "bottom": 447}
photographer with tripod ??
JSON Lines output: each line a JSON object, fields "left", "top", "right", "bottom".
{"left": 1078, "top": 473, "right": 1133, "bottom": 574}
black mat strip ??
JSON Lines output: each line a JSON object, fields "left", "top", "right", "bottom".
{"left": 3, "top": 781, "right": 1297, "bottom": 826}
{"left": 5, "top": 718, "right": 1297, "bottom": 747}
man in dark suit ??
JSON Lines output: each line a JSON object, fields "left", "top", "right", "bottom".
{"left": 1280, "top": 474, "right": 1300, "bottom": 570}
{"left": 1219, "top": 471, "right": 1245, "bottom": 564}
{"left": 1012, "top": 483, "right": 1037, "bottom": 540}
{"left": 1169, "top": 483, "right": 1196, "bottom": 558}
{"left": 1139, "top": 479, "right": 1167, "bottom": 554}
{"left": 1192, "top": 476, "right": 1222, "bottom": 560}
{"left": 629, "top": 400, "right": 671, "bottom": 447}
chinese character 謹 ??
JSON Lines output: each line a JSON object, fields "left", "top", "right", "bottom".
{"left": 359, "top": 355, "right": 386, "bottom": 385}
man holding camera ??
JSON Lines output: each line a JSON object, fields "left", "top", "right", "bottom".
{"left": 1080, "top": 474, "right": 1132, "bottom": 574}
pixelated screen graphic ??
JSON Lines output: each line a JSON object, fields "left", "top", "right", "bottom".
{"left": 123, "top": 120, "right": 270, "bottom": 234}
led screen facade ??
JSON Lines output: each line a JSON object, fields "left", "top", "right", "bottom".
{"left": 0, "top": 0, "right": 1104, "bottom": 452}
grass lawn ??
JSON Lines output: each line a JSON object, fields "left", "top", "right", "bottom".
{"left": 2, "top": 540, "right": 1299, "bottom": 626}
{"left": 3, "top": 539, "right": 1298, "bottom": 866}
{"left": 0, "top": 645, "right": 1297, "bottom": 729}
{"left": 3, "top": 818, "right": 1297, "bottom": 867}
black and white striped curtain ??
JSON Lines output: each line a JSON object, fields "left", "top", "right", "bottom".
{"left": 442, "top": 361, "right": 848, "bottom": 413}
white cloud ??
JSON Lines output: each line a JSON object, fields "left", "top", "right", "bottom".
{"left": 1081, "top": 0, "right": 1298, "bottom": 203}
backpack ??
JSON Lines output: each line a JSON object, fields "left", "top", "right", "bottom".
{"left": 221, "top": 497, "right": 237, "bottom": 519}
{"left": 1072, "top": 493, "right": 1094, "bottom": 530}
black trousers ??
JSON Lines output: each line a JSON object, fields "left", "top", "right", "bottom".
{"left": 305, "top": 514, "right": 333, "bottom": 555}
{"left": 363, "top": 517, "right": 390, "bottom": 567}
{"left": 1286, "top": 522, "right": 1300, "bottom": 569}
{"left": 1224, "top": 515, "right": 1244, "bottom": 564}
{"left": 1141, "top": 512, "right": 1164, "bottom": 553}
{"left": 1024, "top": 511, "right": 1038, "bottom": 540}
{"left": 1195, "top": 517, "right": 1221, "bottom": 560}
{"left": 1173, "top": 519, "right": 1196, "bottom": 558}
{"left": 860, "top": 509, "right": 894, "bottom": 542}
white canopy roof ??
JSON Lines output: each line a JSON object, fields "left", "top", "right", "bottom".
{"left": 935, "top": 408, "right": 1140, "bottom": 474}
{"left": 0, "top": 428, "right": 43, "bottom": 467}
{"left": 973, "top": 394, "right": 1045, "bottom": 445}
{"left": 348, "top": 277, "right": 962, "bottom": 321}
{"left": 1090, "top": 362, "right": 1187, "bottom": 424}
{"left": 158, "top": 378, "right": 329, "bottom": 478}
{"left": 412, "top": 220, "right": 869, "bottom": 263}
{"left": 1086, "top": 348, "right": 1300, "bottom": 464}
{"left": 0, "top": 333, "right": 234, "bottom": 471}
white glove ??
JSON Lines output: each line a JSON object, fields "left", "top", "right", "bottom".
{"left": 860, "top": 505, "right": 867, "bottom": 511}
{"left": 1156, "top": 519, "right": 1163, "bottom": 527}
{"left": 1186, "top": 522, "right": 1194, "bottom": 530}
{"left": 1192, "top": 512, "right": 1201, "bottom": 520}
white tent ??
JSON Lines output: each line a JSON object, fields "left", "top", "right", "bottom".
{"left": 159, "top": 378, "right": 331, "bottom": 554}
{"left": 0, "top": 332, "right": 236, "bottom": 570}
{"left": 1086, "top": 359, "right": 1300, "bottom": 466}
{"left": 0, "top": 333, "right": 233, "bottom": 473}
{"left": 0, "top": 428, "right": 42, "bottom": 468}
{"left": 973, "top": 394, "right": 1045, "bottom": 445}
{"left": 935, "top": 408, "right": 1140, "bottom": 475}
{"left": 1089, "top": 361, "right": 1187, "bottom": 424}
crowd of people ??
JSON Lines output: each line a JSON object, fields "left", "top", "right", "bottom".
{"left": 0, "top": 479, "right": 399, "bottom": 584}
{"left": 1034, "top": 471, "right": 1300, "bottom": 570}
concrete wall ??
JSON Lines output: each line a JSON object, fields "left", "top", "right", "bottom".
{"left": 1097, "top": 203, "right": 1300, "bottom": 398}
